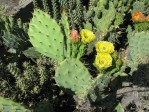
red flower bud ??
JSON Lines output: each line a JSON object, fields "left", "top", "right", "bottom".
{"left": 70, "top": 29, "right": 80, "bottom": 43}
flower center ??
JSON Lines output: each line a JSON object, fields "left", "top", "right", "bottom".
{"left": 99, "top": 59, "right": 105, "bottom": 65}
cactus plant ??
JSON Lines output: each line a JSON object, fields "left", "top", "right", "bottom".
{"left": 59, "top": 0, "right": 83, "bottom": 28}
{"left": 23, "top": 47, "right": 42, "bottom": 59}
{"left": 0, "top": 15, "right": 29, "bottom": 54}
{"left": 92, "top": 1, "right": 116, "bottom": 37}
{"left": 28, "top": 9, "right": 91, "bottom": 100}
{"left": 0, "top": 96, "right": 30, "bottom": 112}
{"left": 131, "top": 1, "right": 145, "bottom": 14}
{"left": 131, "top": 1, "right": 149, "bottom": 15}
{"left": 127, "top": 30, "right": 149, "bottom": 74}
{"left": 28, "top": 9, "right": 65, "bottom": 62}
{"left": 27, "top": 9, "right": 125, "bottom": 108}
{"left": 60, "top": 11, "right": 71, "bottom": 58}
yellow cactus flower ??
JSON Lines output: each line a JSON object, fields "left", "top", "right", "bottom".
{"left": 94, "top": 53, "right": 112, "bottom": 71}
{"left": 95, "top": 41, "right": 114, "bottom": 54}
{"left": 80, "top": 29, "right": 95, "bottom": 44}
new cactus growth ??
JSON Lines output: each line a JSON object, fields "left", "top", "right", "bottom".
{"left": 60, "top": 11, "right": 71, "bottom": 58}
{"left": 28, "top": 9, "right": 65, "bottom": 62}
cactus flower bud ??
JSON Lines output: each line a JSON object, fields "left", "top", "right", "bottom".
{"left": 132, "top": 12, "right": 145, "bottom": 23}
{"left": 70, "top": 29, "right": 80, "bottom": 43}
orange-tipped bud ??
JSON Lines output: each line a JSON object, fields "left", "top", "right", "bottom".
{"left": 70, "top": 29, "right": 80, "bottom": 43}
{"left": 132, "top": 12, "right": 145, "bottom": 23}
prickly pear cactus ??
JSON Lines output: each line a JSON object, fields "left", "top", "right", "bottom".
{"left": 93, "top": 1, "right": 116, "bottom": 36}
{"left": 0, "top": 96, "right": 30, "bottom": 112}
{"left": 55, "top": 58, "right": 93, "bottom": 100}
{"left": 28, "top": 9, "right": 65, "bottom": 61}
{"left": 127, "top": 31, "right": 149, "bottom": 73}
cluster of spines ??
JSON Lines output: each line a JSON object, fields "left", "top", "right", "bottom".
{"left": 51, "top": 0, "right": 59, "bottom": 20}
{"left": 33, "top": 0, "right": 83, "bottom": 28}
{"left": 59, "top": 0, "right": 83, "bottom": 29}
{"left": 41, "top": 0, "right": 50, "bottom": 13}
{"left": 7, "top": 56, "right": 54, "bottom": 94}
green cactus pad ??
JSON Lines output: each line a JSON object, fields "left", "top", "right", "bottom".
{"left": 127, "top": 31, "right": 149, "bottom": 73}
{"left": 0, "top": 96, "right": 30, "bottom": 112}
{"left": 128, "top": 31, "right": 149, "bottom": 63}
{"left": 61, "top": 11, "right": 71, "bottom": 58}
{"left": 28, "top": 9, "right": 65, "bottom": 61}
{"left": 93, "top": 1, "right": 116, "bottom": 36}
{"left": 55, "top": 58, "right": 93, "bottom": 99}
